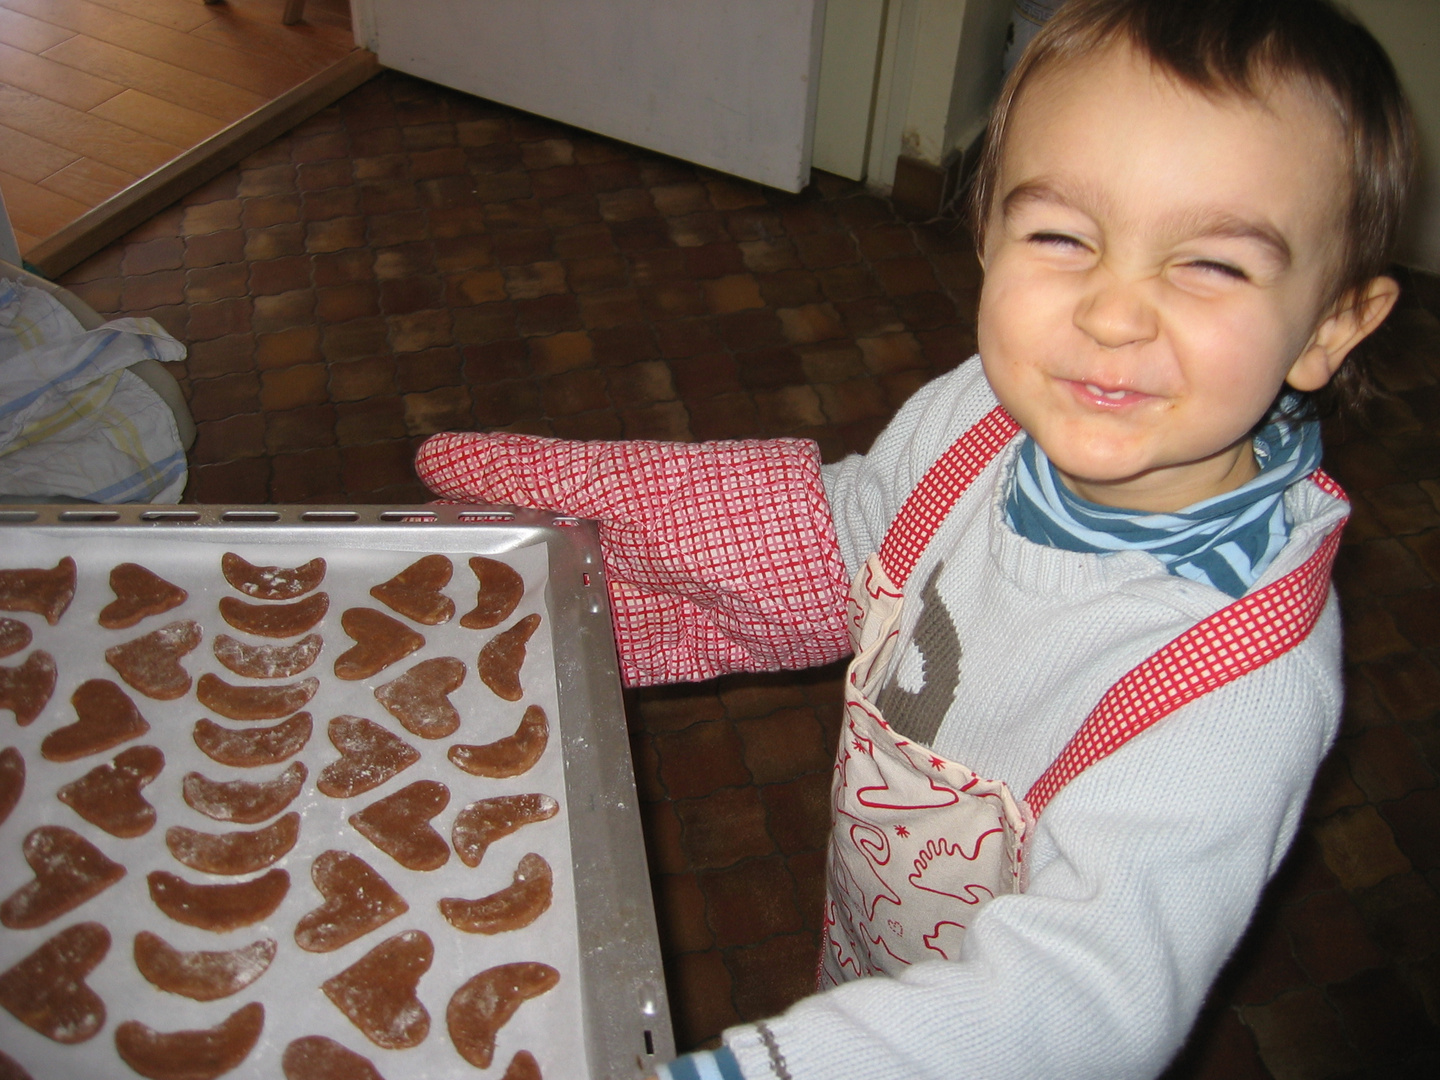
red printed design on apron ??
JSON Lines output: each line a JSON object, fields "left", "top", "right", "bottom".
{"left": 821, "top": 407, "right": 1346, "bottom": 985}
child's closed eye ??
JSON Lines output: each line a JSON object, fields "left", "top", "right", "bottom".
{"left": 1181, "top": 258, "right": 1249, "bottom": 281}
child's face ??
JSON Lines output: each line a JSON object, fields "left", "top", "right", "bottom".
{"left": 978, "top": 43, "right": 1374, "bottom": 513}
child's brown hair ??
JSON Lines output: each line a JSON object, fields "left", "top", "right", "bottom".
{"left": 970, "top": 0, "right": 1416, "bottom": 415}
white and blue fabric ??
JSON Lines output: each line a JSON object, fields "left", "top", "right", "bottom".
{"left": 655, "top": 1047, "right": 745, "bottom": 1080}
{"left": 1004, "top": 406, "right": 1323, "bottom": 597}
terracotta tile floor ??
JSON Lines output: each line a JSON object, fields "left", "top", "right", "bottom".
{"left": 56, "top": 70, "right": 1440, "bottom": 1079}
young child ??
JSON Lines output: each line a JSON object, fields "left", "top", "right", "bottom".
{"left": 416, "top": 1, "right": 1415, "bottom": 1076}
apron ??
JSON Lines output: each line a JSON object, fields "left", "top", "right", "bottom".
{"left": 820, "top": 406, "right": 1346, "bottom": 985}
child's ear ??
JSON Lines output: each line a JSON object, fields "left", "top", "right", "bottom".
{"left": 1286, "top": 275, "right": 1402, "bottom": 392}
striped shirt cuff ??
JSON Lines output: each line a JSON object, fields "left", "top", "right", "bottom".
{"left": 655, "top": 1046, "right": 745, "bottom": 1080}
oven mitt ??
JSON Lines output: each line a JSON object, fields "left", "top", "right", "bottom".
{"left": 414, "top": 432, "right": 852, "bottom": 686}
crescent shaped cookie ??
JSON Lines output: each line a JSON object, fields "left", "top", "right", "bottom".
{"left": 99, "top": 564, "right": 187, "bottom": 629}
{"left": 166, "top": 813, "right": 301, "bottom": 876}
{"left": 503, "top": 1051, "right": 543, "bottom": 1080}
{"left": 439, "top": 852, "right": 553, "bottom": 935}
{"left": 114, "top": 1001, "right": 264, "bottom": 1080}
{"left": 451, "top": 793, "right": 559, "bottom": 869}
{"left": 56, "top": 744, "right": 165, "bottom": 837}
{"left": 213, "top": 633, "right": 322, "bottom": 680}
{"left": 0, "top": 650, "right": 57, "bottom": 728}
{"left": 41, "top": 678, "right": 147, "bottom": 762}
{"left": 460, "top": 556, "right": 524, "bottom": 630}
{"left": 197, "top": 673, "right": 319, "bottom": 722}
{"left": 147, "top": 869, "right": 290, "bottom": 932}
{"left": 0, "top": 617, "right": 31, "bottom": 659}
{"left": 446, "top": 962, "right": 559, "bottom": 1068}
{"left": 104, "top": 620, "right": 202, "bottom": 701}
{"left": 477, "top": 613, "right": 541, "bottom": 702}
{"left": 0, "top": 921, "right": 109, "bottom": 1044}
{"left": 321, "top": 931, "right": 432, "bottom": 1050}
{"left": 182, "top": 761, "right": 307, "bottom": 824}
{"left": 133, "top": 932, "right": 276, "bottom": 1002}
{"left": 219, "top": 592, "right": 329, "bottom": 639}
{"left": 317, "top": 716, "right": 420, "bottom": 799}
{"left": 349, "top": 780, "right": 450, "bottom": 871}
{"left": 0, "top": 557, "right": 76, "bottom": 625}
{"left": 448, "top": 704, "right": 549, "bottom": 778}
{"left": 282, "top": 1036, "right": 386, "bottom": 1080}
{"left": 333, "top": 608, "right": 425, "bottom": 681}
{"left": 0, "top": 1048, "right": 34, "bottom": 1080}
{"left": 222, "top": 553, "right": 326, "bottom": 600}
{"left": 0, "top": 746, "right": 22, "bottom": 827}
{"left": 193, "top": 713, "right": 313, "bottom": 768}
{"left": 373, "top": 657, "right": 466, "bottom": 739}
{"left": 370, "top": 554, "right": 455, "bottom": 625}
{"left": 0, "top": 825, "right": 126, "bottom": 930}
{"left": 295, "top": 850, "right": 409, "bottom": 953}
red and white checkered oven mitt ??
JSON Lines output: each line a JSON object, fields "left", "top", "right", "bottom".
{"left": 414, "top": 432, "right": 852, "bottom": 687}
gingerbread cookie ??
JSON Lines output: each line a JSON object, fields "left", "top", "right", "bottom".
{"left": 317, "top": 716, "right": 420, "bottom": 799}
{"left": 295, "top": 850, "right": 409, "bottom": 953}
{"left": 114, "top": 1001, "right": 264, "bottom": 1080}
{"left": 0, "top": 556, "right": 75, "bottom": 625}
{"left": 439, "top": 852, "right": 553, "bottom": 935}
{"left": 0, "top": 746, "right": 21, "bottom": 827}
{"left": 99, "top": 563, "right": 187, "bottom": 629}
{"left": 182, "top": 761, "right": 307, "bottom": 824}
{"left": 147, "top": 869, "right": 289, "bottom": 932}
{"left": 0, "top": 921, "right": 109, "bottom": 1044}
{"left": 197, "top": 673, "right": 320, "bottom": 722}
{"left": 105, "top": 620, "right": 202, "bottom": 701}
{"left": 370, "top": 554, "right": 455, "bottom": 625}
{"left": 0, "top": 617, "right": 30, "bottom": 659}
{"left": 0, "top": 1048, "right": 34, "bottom": 1080}
{"left": 194, "top": 712, "right": 313, "bottom": 768}
{"left": 477, "top": 613, "right": 541, "bottom": 701}
{"left": 166, "top": 813, "right": 301, "bottom": 876}
{"left": 222, "top": 552, "right": 326, "bottom": 600}
{"left": 41, "top": 678, "right": 148, "bottom": 762}
{"left": 56, "top": 744, "right": 165, "bottom": 837}
{"left": 334, "top": 608, "right": 425, "bottom": 681}
{"left": 321, "top": 930, "right": 432, "bottom": 1050}
{"left": 446, "top": 962, "right": 559, "bottom": 1068}
{"left": 219, "top": 592, "right": 329, "bottom": 639}
{"left": 374, "top": 657, "right": 466, "bottom": 740}
{"left": 0, "top": 825, "right": 126, "bottom": 929}
{"left": 461, "top": 556, "right": 524, "bottom": 630}
{"left": 448, "top": 704, "right": 548, "bottom": 778}
{"left": 349, "top": 780, "right": 450, "bottom": 871}
{"left": 213, "top": 633, "right": 322, "bottom": 680}
{"left": 503, "top": 1051, "right": 543, "bottom": 1080}
{"left": 133, "top": 932, "right": 276, "bottom": 1002}
{"left": 0, "top": 649, "right": 57, "bottom": 727}
{"left": 451, "top": 793, "right": 559, "bottom": 869}
{"left": 281, "top": 1036, "right": 386, "bottom": 1080}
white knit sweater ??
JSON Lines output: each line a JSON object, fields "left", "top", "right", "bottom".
{"left": 723, "top": 358, "right": 1346, "bottom": 1080}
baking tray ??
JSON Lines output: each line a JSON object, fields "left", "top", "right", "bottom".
{"left": 0, "top": 503, "right": 674, "bottom": 1080}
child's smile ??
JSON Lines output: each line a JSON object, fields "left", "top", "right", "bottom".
{"left": 976, "top": 42, "right": 1388, "bottom": 514}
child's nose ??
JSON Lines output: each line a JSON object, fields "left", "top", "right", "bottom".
{"left": 1073, "top": 274, "right": 1159, "bottom": 349}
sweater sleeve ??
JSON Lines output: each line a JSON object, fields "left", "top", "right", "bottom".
{"left": 721, "top": 611, "right": 1343, "bottom": 1080}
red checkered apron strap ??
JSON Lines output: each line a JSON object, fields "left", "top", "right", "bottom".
{"left": 1025, "top": 471, "right": 1349, "bottom": 815}
{"left": 878, "top": 406, "right": 1022, "bottom": 588}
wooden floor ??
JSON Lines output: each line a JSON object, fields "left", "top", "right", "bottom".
{"left": 0, "top": 0, "right": 356, "bottom": 255}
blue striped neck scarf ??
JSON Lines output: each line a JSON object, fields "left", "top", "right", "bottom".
{"left": 1004, "top": 405, "right": 1323, "bottom": 598}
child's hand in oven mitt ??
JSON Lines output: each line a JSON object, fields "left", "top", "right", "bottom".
{"left": 414, "top": 432, "right": 851, "bottom": 687}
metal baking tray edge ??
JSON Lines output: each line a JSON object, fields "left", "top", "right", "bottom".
{"left": 0, "top": 503, "right": 676, "bottom": 1080}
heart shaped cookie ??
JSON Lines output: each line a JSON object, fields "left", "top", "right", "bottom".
{"left": 322, "top": 930, "right": 433, "bottom": 1050}
{"left": 349, "top": 780, "right": 451, "bottom": 871}
{"left": 41, "top": 678, "right": 148, "bottom": 762}
{"left": 197, "top": 673, "right": 319, "bottom": 722}
{"left": 213, "top": 633, "right": 322, "bottom": 680}
{"left": 282, "top": 1036, "right": 386, "bottom": 1080}
{"left": 115, "top": 1001, "right": 264, "bottom": 1080}
{"left": 147, "top": 868, "right": 290, "bottom": 932}
{"left": 1, "top": 650, "right": 57, "bottom": 727}
{"left": 446, "top": 962, "right": 559, "bottom": 1068}
{"left": 460, "top": 556, "right": 524, "bottom": 630}
{"left": 99, "top": 563, "right": 187, "bottom": 629}
{"left": 374, "top": 657, "right": 466, "bottom": 739}
{"left": 371, "top": 554, "right": 455, "bottom": 625}
{"left": 295, "top": 849, "right": 410, "bottom": 953}
{"left": 452, "top": 793, "right": 559, "bottom": 869}
{"left": 503, "top": 1051, "right": 543, "bottom": 1080}
{"left": 1, "top": 825, "right": 126, "bottom": 929}
{"left": 317, "top": 715, "right": 420, "bottom": 798}
{"left": 448, "top": 704, "right": 548, "bottom": 778}
{"left": 182, "top": 761, "right": 307, "bottom": 824}
{"left": 0, "top": 746, "right": 22, "bottom": 827}
{"left": 0, "top": 921, "right": 109, "bottom": 1044}
{"left": 0, "top": 616, "right": 31, "bottom": 659}
{"left": 477, "top": 614, "right": 541, "bottom": 702}
{"left": 193, "top": 712, "right": 313, "bottom": 768}
{"left": 222, "top": 552, "right": 326, "bottom": 600}
{"left": 0, "top": 556, "right": 76, "bottom": 625}
{"left": 105, "top": 620, "right": 202, "bottom": 701}
{"left": 219, "top": 592, "right": 329, "bottom": 638}
{"left": 133, "top": 932, "right": 276, "bottom": 1002}
{"left": 57, "top": 744, "right": 165, "bottom": 837}
{"left": 334, "top": 608, "right": 425, "bottom": 681}
{"left": 166, "top": 812, "right": 301, "bottom": 876}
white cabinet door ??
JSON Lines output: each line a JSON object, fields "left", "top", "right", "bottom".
{"left": 358, "top": 0, "right": 826, "bottom": 192}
